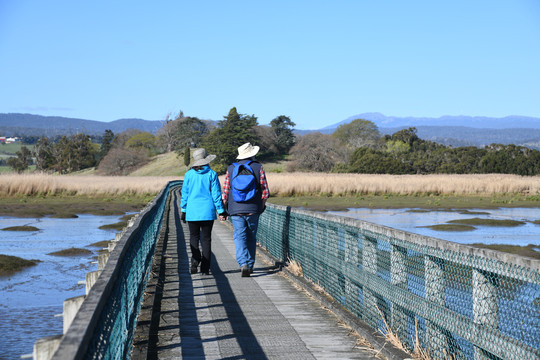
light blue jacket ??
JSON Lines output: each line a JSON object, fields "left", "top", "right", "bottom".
{"left": 180, "top": 165, "right": 225, "bottom": 221}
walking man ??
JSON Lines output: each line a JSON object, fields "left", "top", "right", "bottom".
{"left": 222, "top": 142, "right": 270, "bottom": 277}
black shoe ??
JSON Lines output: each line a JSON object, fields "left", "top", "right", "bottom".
{"left": 190, "top": 264, "right": 198, "bottom": 274}
{"left": 248, "top": 267, "right": 254, "bottom": 274}
{"left": 241, "top": 265, "right": 250, "bottom": 277}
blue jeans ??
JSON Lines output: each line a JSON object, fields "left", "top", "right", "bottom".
{"left": 231, "top": 214, "right": 260, "bottom": 268}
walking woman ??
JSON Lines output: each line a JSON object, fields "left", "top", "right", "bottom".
{"left": 180, "top": 148, "right": 227, "bottom": 275}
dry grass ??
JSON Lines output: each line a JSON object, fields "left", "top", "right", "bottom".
{"left": 262, "top": 173, "right": 540, "bottom": 196}
{"left": 0, "top": 174, "right": 179, "bottom": 196}
{"left": 376, "top": 307, "right": 408, "bottom": 355}
{"left": 287, "top": 258, "right": 303, "bottom": 277}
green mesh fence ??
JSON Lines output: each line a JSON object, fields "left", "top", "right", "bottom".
{"left": 85, "top": 181, "right": 182, "bottom": 360}
{"left": 51, "top": 180, "right": 181, "bottom": 360}
{"left": 258, "top": 204, "right": 540, "bottom": 360}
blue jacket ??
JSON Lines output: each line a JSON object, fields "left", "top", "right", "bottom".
{"left": 181, "top": 165, "right": 225, "bottom": 221}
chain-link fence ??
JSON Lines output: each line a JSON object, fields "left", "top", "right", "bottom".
{"left": 258, "top": 204, "right": 540, "bottom": 360}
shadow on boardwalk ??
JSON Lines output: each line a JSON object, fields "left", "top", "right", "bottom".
{"left": 133, "top": 190, "right": 401, "bottom": 360}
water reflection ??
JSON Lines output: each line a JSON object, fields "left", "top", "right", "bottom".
{"left": 0, "top": 214, "right": 123, "bottom": 360}
{"left": 327, "top": 207, "right": 540, "bottom": 246}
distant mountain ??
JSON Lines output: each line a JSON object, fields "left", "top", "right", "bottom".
{"left": 296, "top": 113, "right": 540, "bottom": 150}
{"left": 0, "top": 113, "right": 164, "bottom": 137}
{"left": 322, "top": 112, "right": 540, "bottom": 130}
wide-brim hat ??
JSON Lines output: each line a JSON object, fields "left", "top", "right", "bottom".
{"left": 190, "top": 148, "right": 216, "bottom": 167}
{"left": 236, "top": 142, "right": 260, "bottom": 159}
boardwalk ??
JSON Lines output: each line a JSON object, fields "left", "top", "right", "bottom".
{"left": 133, "top": 191, "right": 388, "bottom": 360}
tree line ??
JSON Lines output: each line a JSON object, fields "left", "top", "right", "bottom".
{"left": 6, "top": 109, "right": 540, "bottom": 176}
{"left": 292, "top": 120, "right": 540, "bottom": 176}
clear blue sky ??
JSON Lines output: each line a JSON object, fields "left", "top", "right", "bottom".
{"left": 1, "top": 0, "right": 539, "bottom": 129}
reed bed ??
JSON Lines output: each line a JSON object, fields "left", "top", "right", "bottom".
{"left": 0, "top": 174, "right": 178, "bottom": 196}
{"left": 3, "top": 173, "right": 540, "bottom": 197}
{"left": 261, "top": 173, "right": 540, "bottom": 196}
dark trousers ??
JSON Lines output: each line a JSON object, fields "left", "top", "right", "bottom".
{"left": 188, "top": 220, "right": 214, "bottom": 273}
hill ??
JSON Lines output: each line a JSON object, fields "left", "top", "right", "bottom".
{"left": 323, "top": 112, "right": 540, "bottom": 130}
{"left": 296, "top": 113, "right": 540, "bottom": 150}
{"left": 3, "top": 112, "right": 540, "bottom": 150}
{"left": 0, "top": 113, "right": 163, "bottom": 137}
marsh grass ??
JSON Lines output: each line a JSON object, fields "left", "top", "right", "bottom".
{"left": 0, "top": 254, "right": 40, "bottom": 275}
{"left": 99, "top": 221, "right": 127, "bottom": 231}
{"left": 0, "top": 174, "right": 177, "bottom": 197}
{"left": 470, "top": 243, "right": 540, "bottom": 260}
{"left": 421, "top": 224, "right": 476, "bottom": 232}
{"left": 87, "top": 240, "right": 111, "bottom": 248}
{"left": 263, "top": 173, "right": 540, "bottom": 196}
{"left": 448, "top": 218, "right": 526, "bottom": 226}
{"left": 47, "top": 247, "right": 93, "bottom": 256}
{"left": 1, "top": 225, "right": 40, "bottom": 231}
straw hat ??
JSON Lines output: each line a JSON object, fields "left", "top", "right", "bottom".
{"left": 190, "top": 148, "right": 216, "bottom": 167}
{"left": 236, "top": 142, "right": 260, "bottom": 160}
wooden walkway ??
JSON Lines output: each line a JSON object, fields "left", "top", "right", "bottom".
{"left": 132, "top": 191, "right": 400, "bottom": 360}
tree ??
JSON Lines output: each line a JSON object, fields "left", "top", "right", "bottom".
{"left": 391, "top": 127, "right": 419, "bottom": 146}
{"left": 125, "top": 132, "right": 156, "bottom": 155}
{"left": 288, "top": 132, "right": 350, "bottom": 172}
{"left": 252, "top": 125, "right": 278, "bottom": 159}
{"left": 157, "top": 111, "right": 184, "bottom": 152}
{"left": 184, "top": 146, "right": 190, "bottom": 167}
{"left": 97, "top": 148, "right": 149, "bottom": 175}
{"left": 332, "top": 119, "right": 380, "bottom": 149}
{"left": 176, "top": 117, "right": 208, "bottom": 149}
{"left": 98, "top": 130, "right": 114, "bottom": 163}
{"left": 270, "top": 115, "right": 296, "bottom": 154}
{"left": 52, "top": 134, "right": 97, "bottom": 173}
{"left": 113, "top": 129, "right": 143, "bottom": 149}
{"left": 202, "top": 107, "right": 258, "bottom": 172}
{"left": 33, "top": 137, "right": 55, "bottom": 171}
{"left": 7, "top": 146, "right": 32, "bottom": 173}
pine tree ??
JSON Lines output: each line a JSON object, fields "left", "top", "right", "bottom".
{"left": 202, "top": 107, "right": 258, "bottom": 172}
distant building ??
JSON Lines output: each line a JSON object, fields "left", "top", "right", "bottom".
{"left": 5, "top": 137, "right": 20, "bottom": 144}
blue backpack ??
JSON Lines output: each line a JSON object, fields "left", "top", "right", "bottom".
{"left": 231, "top": 161, "right": 258, "bottom": 202}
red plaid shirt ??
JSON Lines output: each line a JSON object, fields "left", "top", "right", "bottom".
{"left": 222, "top": 165, "right": 270, "bottom": 203}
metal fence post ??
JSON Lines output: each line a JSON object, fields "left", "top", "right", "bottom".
{"left": 473, "top": 269, "right": 499, "bottom": 360}
{"left": 425, "top": 255, "right": 447, "bottom": 359}
{"left": 362, "top": 235, "right": 378, "bottom": 328}
{"left": 391, "top": 245, "right": 408, "bottom": 342}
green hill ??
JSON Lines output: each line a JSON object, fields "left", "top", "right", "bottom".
{"left": 129, "top": 152, "right": 187, "bottom": 177}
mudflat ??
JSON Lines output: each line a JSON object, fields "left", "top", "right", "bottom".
{"left": 269, "top": 194, "right": 540, "bottom": 211}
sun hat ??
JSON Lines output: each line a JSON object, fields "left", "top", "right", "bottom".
{"left": 236, "top": 142, "right": 260, "bottom": 160}
{"left": 190, "top": 148, "right": 216, "bottom": 167}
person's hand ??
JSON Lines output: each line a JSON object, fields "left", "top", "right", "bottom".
{"left": 181, "top": 212, "right": 186, "bottom": 223}
{"left": 218, "top": 212, "right": 228, "bottom": 221}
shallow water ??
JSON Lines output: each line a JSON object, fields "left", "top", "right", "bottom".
{"left": 0, "top": 214, "right": 123, "bottom": 360}
{"left": 327, "top": 207, "right": 540, "bottom": 246}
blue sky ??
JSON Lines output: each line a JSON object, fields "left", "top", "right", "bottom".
{"left": 1, "top": 1, "right": 539, "bottom": 129}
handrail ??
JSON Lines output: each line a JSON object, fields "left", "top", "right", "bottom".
{"left": 50, "top": 180, "right": 182, "bottom": 360}
{"left": 258, "top": 203, "right": 540, "bottom": 360}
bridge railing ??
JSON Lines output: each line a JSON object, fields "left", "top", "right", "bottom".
{"left": 50, "top": 180, "right": 182, "bottom": 360}
{"left": 258, "top": 203, "right": 540, "bottom": 360}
